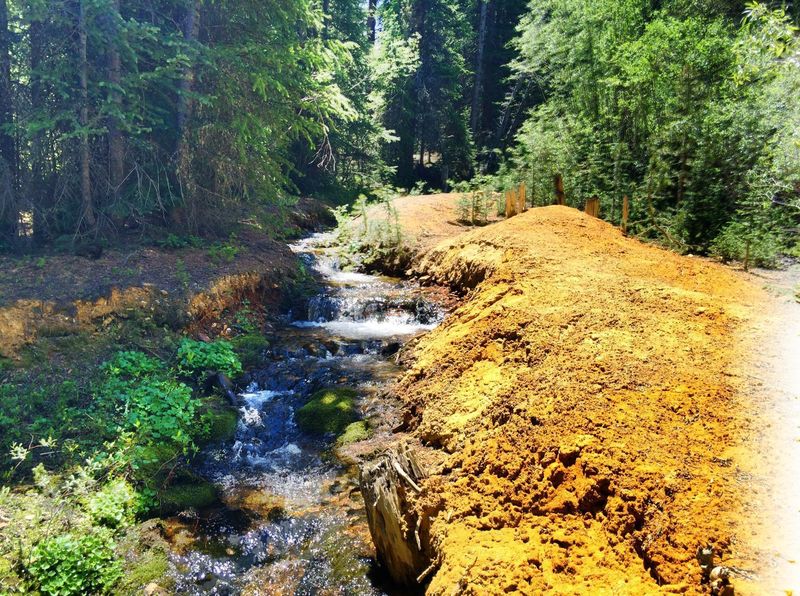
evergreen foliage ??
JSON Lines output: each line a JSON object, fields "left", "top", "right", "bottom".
{"left": 505, "top": 0, "right": 799, "bottom": 255}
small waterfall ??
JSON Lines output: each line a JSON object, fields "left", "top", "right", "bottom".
{"left": 170, "top": 232, "right": 444, "bottom": 594}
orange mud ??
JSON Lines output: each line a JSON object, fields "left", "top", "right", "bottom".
{"left": 377, "top": 199, "right": 792, "bottom": 594}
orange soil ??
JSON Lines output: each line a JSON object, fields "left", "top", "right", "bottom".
{"left": 383, "top": 200, "right": 774, "bottom": 594}
{"left": 362, "top": 192, "right": 499, "bottom": 256}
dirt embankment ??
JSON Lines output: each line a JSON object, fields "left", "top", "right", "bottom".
{"left": 0, "top": 199, "right": 334, "bottom": 358}
{"left": 380, "top": 201, "right": 770, "bottom": 593}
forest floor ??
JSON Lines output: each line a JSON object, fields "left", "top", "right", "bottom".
{"left": 361, "top": 193, "right": 800, "bottom": 594}
{"left": 0, "top": 198, "right": 334, "bottom": 361}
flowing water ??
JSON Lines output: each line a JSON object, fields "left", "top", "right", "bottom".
{"left": 167, "top": 233, "right": 443, "bottom": 595}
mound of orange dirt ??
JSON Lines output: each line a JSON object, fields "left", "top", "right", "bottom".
{"left": 359, "top": 193, "right": 499, "bottom": 256}
{"left": 393, "top": 205, "right": 765, "bottom": 594}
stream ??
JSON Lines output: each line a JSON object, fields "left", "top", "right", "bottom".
{"left": 166, "top": 233, "right": 443, "bottom": 595}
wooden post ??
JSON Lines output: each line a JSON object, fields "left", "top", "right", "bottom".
{"left": 621, "top": 195, "right": 629, "bottom": 235}
{"left": 585, "top": 196, "right": 600, "bottom": 218}
{"left": 505, "top": 190, "right": 513, "bottom": 218}
{"left": 517, "top": 183, "right": 526, "bottom": 213}
{"left": 554, "top": 174, "right": 565, "bottom": 206}
{"left": 511, "top": 187, "right": 518, "bottom": 216}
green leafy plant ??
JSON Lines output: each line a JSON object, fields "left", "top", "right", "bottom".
{"left": 26, "top": 531, "right": 122, "bottom": 595}
{"left": 234, "top": 299, "right": 260, "bottom": 334}
{"left": 207, "top": 236, "right": 240, "bottom": 265}
{"left": 84, "top": 478, "right": 139, "bottom": 529}
{"left": 175, "top": 258, "right": 191, "bottom": 289}
{"left": 101, "top": 351, "right": 162, "bottom": 380}
{"left": 176, "top": 339, "right": 242, "bottom": 378}
{"left": 96, "top": 350, "right": 202, "bottom": 477}
{"left": 159, "top": 234, "right": 204, "bottom": 250}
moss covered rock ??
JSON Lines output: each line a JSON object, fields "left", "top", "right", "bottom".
{"left": 133, "top": 443, "right": 181, "bottom": 480}
{"left": 296, "top": 388, "right": 358, "bottom": 436}
{"left": 209, "top": 408, "right": 238, "bottom": 442}
{"left": 116, "top": 520, "right": 175, "bottom": 596}
{"left": 157, "top": 478, "right": 219, "bottom": 515}
{"left": 231, "top": 333, "right": 269, "bottom": 369}
{"left": 201, "top": 400, "right": 239, "bottom": 443}
{"left": 336, "top": 421, "right": 372, "bottom": 446}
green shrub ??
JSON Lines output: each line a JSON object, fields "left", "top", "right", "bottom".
{"left": 96, "top": 352, "right": 201, "bottom": 474}
{"left": 158, "top": 233, "right": 203, "bottom": 250}
{"left": 207, "top": 238, "right": 239, "bottom": 264}
{"left": 26, "top": 531, "right": 122, "bottom": 595}
{"left": 101, "top": 351, "right": 163, "bottom": 380}
{"left": 296, "top": 388, "right": 358, "bottom": 436}
{"left": 176, "top": 339, "right": 242, "bottom": 378}
{"left": 456, "top": 190, "right": 491, "bottom": 225}
{"left": 99, "top": 377, "right": 196, "bottom": 452}
{"left": 710, "top": 220, "right": 782, "bottom": 268}
{"left": 84, "top": 479, "right": 138, "bottom": 529}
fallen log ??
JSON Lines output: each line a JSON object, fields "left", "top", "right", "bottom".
{"left": 359, "top": 443, "right": 432, "bottom": 586}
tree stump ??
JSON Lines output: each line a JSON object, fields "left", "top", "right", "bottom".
{"left": 359, "top": 443, "right": 431, "bottom": 586}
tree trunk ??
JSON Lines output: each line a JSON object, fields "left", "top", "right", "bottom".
{"left": 367, "top": 0, "right": 377, "bottom": 44}
{"left": 107, "top": 0, "right": 124, "bottom": 205}
{"left": 470, "top": 0, "right": 489, "bottom": 141}
{"left": 0, "top": 0, "right": 16, "bottom": 238}
{"left": 554, "top": 173, "right": 566, "bottom": 206}
{"left": 176, "top": 0, "right": 200, "bottom": 163}
{"left": 29, "top": 18, "right": 45, "bottom": 242}
{"left": 0, "top": 0, "right": 14, "bottom": 175}
{"left": 78, "top": 0, "right": 95, "bottom": 230}
{"left": 322, "top": 0, "right": 330, "bottom": 39}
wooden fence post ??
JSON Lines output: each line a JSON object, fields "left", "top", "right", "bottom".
{"left": 505, "top": 190, "right": 513, "bottom": 218}
{"left": 621, "top": 195, "right": 630, "bottom": 235}
{"left": 554, "top": 174, "right": 565, "bottom": 206}
{"left": 585, "top": 196, "right": 600, "bottom": 218}
{"left": 517, "top": 183, "right": 526, "bottom": 213}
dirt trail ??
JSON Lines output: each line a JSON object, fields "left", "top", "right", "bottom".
{"left": 370, "top": 196, "right": 797, "bottom": 594}
{"left": 730, "top": 267, "right": 800, "bottom": 595}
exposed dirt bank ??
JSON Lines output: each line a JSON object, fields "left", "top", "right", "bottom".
{"left": 374, "top": 201, "right": 783, "bottom": 593}
{"left": 0, "top": 202, "right": 333, "bottom": 359}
